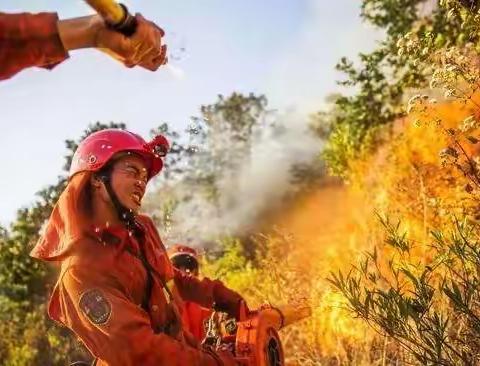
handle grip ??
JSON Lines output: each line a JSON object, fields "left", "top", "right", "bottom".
{"left": 84, "top": 0, "right": 137, "bottom": 36}
{"left": 108, "top": 3, "right": 137, "bottom": 37}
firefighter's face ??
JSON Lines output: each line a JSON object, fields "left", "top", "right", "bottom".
{"left": 171, "top": 254, "right": 199, "bottom": 276}
{"left": 110, "top": 154, "right": 149, "bottom": 213}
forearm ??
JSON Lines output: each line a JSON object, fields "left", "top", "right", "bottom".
{"left": 174, "top": 270, "right": 244, "bottom": 318}
{"left": 57, "top": 15, "right": 104, "bottom": 51}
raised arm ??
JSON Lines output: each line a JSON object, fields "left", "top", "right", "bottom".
{"left": 173, "top": 268, "right": 248, "bottom": 320}
{"left": 0, "top": 10, "right": 167, "bottom": 81}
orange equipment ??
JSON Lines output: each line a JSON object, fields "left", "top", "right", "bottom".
{"left": 203, "top": 302, "right": 311, "bottom": 366}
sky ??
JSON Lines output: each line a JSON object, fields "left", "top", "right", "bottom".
{"left": 0, "top": 0, "right": 380, "bottom": 226}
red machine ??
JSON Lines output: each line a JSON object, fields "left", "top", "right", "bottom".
{"left": 203, "top": 302, "right": 311, "bottom": 366}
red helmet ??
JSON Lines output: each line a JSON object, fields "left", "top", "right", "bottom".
{"left": 69, "top": 129, "right": 169, "bottom": 179}
{"left": 168, "top": 244, "right": 199, "bottom": 260}
{"left": 168, "top": 244, "right": 200, "bottom": 275}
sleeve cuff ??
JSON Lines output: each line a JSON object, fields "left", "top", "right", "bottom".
{"left": 35, "top": 12, "right": 69, "bottom": 69}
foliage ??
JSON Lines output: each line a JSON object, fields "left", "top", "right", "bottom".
{"left": 325, "top": 1, "right": 480, "bottom": 364}
{"left": 145, "top": 92, "right": 278, "bottom": 242}
{"left": 322, "top": 0, "right": 480, "bottom": 178}
{"left": 330, "top": 215, "right": 480, "bottom": 365}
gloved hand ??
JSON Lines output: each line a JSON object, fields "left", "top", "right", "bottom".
{"left": 215, "top": 348, "right": 238, "bottom": 366}
{"left": 204, "top": 346, "right": 238, "bottom": 366}
{"left": 212, "top": 284, "right": 251, "bottom": 321}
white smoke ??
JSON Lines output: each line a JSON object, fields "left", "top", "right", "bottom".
{"left": 165, "top": 64, "right": 186, "bottom": 80}
{"left": 156, "top": 110, "right": 322, "bottom": 246}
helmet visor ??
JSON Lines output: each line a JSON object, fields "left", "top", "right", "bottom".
{"left": 171, "top": 254, "right": 199, "bottom": 275}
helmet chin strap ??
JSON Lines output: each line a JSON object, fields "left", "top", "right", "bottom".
{"left": 97, "top": 172, "right": 141, "bottom": 235}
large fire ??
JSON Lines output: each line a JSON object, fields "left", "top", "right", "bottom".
{"left": 256, "top": 182, "right": 379, "bottom": 361}
{"left": 245, "top": 95, "right": 480, "bottom": 363}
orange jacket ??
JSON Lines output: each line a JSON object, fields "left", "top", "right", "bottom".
{"left": 182, "top": 301, "right": 212, "bottom": 342}
{"left": 0, "top": 12, "right": 68, "bottom": 80}
{"left": 31, "top": 173, "right": 243, "bottom": 365}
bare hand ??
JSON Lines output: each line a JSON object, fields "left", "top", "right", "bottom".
{"left": 95, "top": 14, "right": 167, "bottom": 71}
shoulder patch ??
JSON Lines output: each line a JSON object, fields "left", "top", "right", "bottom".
{"left": 79, "top": 289, "right": 112, "bottom": 325}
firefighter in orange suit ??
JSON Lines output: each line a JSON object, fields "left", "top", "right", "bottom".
{"left": 169, "top": 244, "right": 213, "bottom": 342}
{"left": 31, "top": 129, "right": 244, "bottom": 365}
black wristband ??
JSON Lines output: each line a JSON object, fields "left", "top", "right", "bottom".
{"left": 108, "top": 3, "right": 137, "bottom": 37}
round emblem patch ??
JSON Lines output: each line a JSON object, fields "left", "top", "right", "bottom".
{"left": 88, "top": 155, "right": 97, "bottom": 165}
{"left": 79, "top": 289, "right": 112, "bottom": 325}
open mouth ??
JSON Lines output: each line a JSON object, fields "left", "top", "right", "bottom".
{"left": 131, "top": 192, "right": 143, "bottom": 206}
